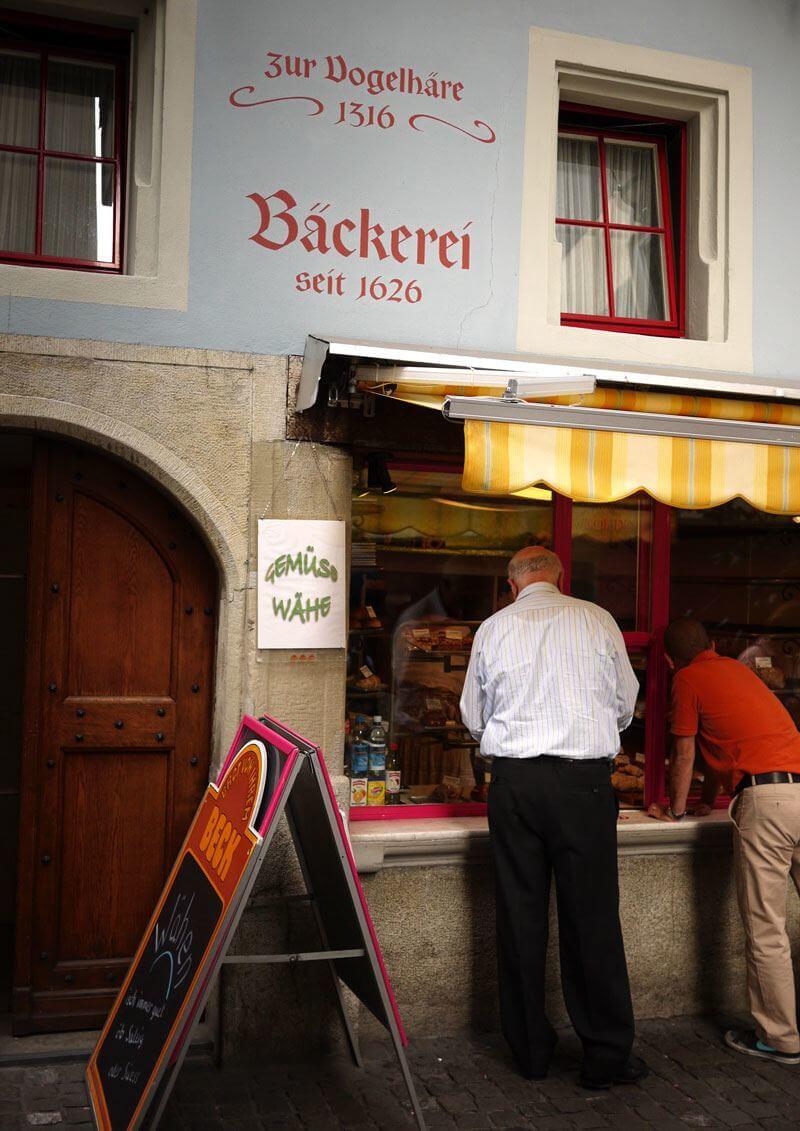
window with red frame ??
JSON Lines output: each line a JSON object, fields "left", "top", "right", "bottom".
{"left": 0, "top": 11, "right": 128, "bottom": 272}
{"left": 556, "top": 104, "right": 686, "bottom": 337}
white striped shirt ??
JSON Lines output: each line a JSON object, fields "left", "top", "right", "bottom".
{"left": 460, "top": 583, "right": 639, "bottom": 760}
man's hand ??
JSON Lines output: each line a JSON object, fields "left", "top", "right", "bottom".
{"left": 648, "top": 802, "right": 713, "bottom": 820}
{"left": 647, "top": 803, "right": 675, "bottom": 821}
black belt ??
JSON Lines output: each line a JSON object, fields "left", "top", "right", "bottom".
{"left": 734, "top": 772, "right": 800, "bottom": 796}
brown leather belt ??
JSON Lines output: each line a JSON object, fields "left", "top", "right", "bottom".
{"left": 734, "top": 771, "right": 800, "bottom": 796}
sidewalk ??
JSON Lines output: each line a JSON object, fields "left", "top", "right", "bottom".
{"left": 3, "top": 1016, "right": 800, "bottom": 1129}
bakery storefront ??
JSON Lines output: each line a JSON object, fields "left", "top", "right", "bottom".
{"left": 297, "top": 340, "right": 800, "bottom": 824}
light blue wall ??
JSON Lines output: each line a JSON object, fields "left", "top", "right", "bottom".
{"left": 3, "top": 0, "right": 800, "bottom": 379}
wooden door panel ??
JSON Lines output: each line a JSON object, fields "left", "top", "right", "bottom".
{"left": 56, "top": 751, "right": 170, "bottom": 963}
{"left": 68, "top": 492, "right": 175, "bottom": 696}
{"left": 13, "top": 439, "right": 217, "bottom": 1033}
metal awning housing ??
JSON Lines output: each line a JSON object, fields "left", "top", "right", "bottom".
{"left": 443, "top": 396, "right": 800, "bottom": 448}
{"left": 297, "top": 334, "right": 800, "bottom": 412}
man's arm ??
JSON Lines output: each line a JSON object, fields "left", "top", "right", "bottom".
{"left": 460, "top": 629, "right": 486, "bottom": 741}
{"left": 606, "top": 616, "right": 639, "bottom": 730}
{"left": 649, "top": 673, "right": 704, "bottom": 820}
{"left": 669, "top": 735, "right": 696, "bottom": 816}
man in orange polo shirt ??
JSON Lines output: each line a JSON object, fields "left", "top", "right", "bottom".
{"left": 650, "top": 618, "right": 800, "bottom": 1065}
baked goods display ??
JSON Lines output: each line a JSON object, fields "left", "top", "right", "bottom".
{"left": 346, "top": 664, "right": 386, "bottom": 691}
{"left": 396, "top": 622, "right": 473, "bottom": 655}
{"left": 612, "top": 752, "right": 644, "bottom": 794}
{"left": 756, "top": 664, "right": 786, "bottom": 690}
{"left": 397, "top": 682, "right": 462, "bottom": 727}
{"left": 350, "top": 604, "right": 383, "bottom": 630}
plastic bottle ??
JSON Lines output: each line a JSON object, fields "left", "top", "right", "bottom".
{"left": 349, "top": 715, "right": 369, "bottom": 806}
{"left": 367, "top": 716, "right": 387, "bottom": 805}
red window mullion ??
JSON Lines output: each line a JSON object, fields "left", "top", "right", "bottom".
{"left": 596, "top": 137, "right": 616, "bottom": 319}
{"left": 678, "top": 125, "right": 687, "bottom": 333}
{"left": 656, "top": 135, "right": 678, "bottom": 326}
{"left": 644, "top": 501, "right": 672, "bottom": 808}
{"left": 558, "top": 113, "right": 686, "bottom": 337}
{"left": 113, "top": 55, "right": 125, "bottom": 271}
{"left": 556, "top": 217, "right": 667, "bottom": 236}
{"left": 0, "top": 23, "right": 128, "bottom": 273}
{"left": 636, "top": 501, "right": 653, "bottom": 633}
{"left": 552, "top": 493, "right": 573, "bottom": 592}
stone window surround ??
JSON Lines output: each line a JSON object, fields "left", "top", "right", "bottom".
{"left": 350, "top": 810, "right": 733, "bottom": 874}
{"left": 517, "top": 28, "right": 753, "bottom": 373}
{"left": 0, "top": 0, "right": 196, "bottom": 310}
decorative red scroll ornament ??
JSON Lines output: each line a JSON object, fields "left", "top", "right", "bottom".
{"left": 229, "top": 86, "right": 324, "bottom": 115}
{"left": 408, "top": 114, "right": 496, "bottom": 144}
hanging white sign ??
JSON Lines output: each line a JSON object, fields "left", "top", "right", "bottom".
{"left": 257, "top": 519, "right": 346, "bottom": 649}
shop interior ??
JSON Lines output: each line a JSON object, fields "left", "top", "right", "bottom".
{"left": 346, "top": 455, "right": 800, "bottom": 817}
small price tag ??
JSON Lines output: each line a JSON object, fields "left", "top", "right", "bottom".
{"left": 756, "top": 656, "right": 773, "bottom": 669}
{"left": 366, "top": 605, "right": 377, "bottom": 619}
{"left": 426, "top": 697, "right": 442, "bottom": 710}
{"left": 359, "top": 664, "right": 373, "bottom": 678}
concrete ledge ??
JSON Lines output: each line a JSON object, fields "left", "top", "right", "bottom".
{"left": 350, "top": 810, "right": 733, "bottom": 872}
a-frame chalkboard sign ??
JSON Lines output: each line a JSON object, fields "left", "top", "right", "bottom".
{"left": 86, "top": 715, "right": 426, "bottom": 1130}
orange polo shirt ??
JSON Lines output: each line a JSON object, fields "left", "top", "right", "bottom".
{"left": 670, "top": 650, "right": 800, "bottom": 793}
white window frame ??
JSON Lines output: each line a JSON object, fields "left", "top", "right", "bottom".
{"left": 518, "top": 28, "right": 753, "bottom": 373}
{"left": 0, "top": 0, "right": 196, "bottom": 310}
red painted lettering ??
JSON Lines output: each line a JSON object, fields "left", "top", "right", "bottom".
{"left": 247, "top": 189, "right": 298, "bottom": 250}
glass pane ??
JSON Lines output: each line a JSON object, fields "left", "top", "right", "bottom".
{"left": 671, "top": 502, "right": 800, "bottom": 732}
{"left": 0, "top": 51, "right": 40, "bottom": 147}
{"left": 0, "top": 152, "right": 37, "bottom": 253}
{"left": 46, "top": 58, "right": 115, "bottom": 158}
{"left": 556, "top": 135, "right": 602, "bottom": 220}
{"left": 611, "top": 230, "right": 667, "bottom": 320}
{"left": 348, "top": 466, "right": 553, "bottom": 808}
{"left": 43, "top": 158, "right": 114, "bottom": 262}
{"left": 570, "top": 497, "right": 652, "bottom": 632}
{"left": 556, "top": 224, "right": 609, "bottom": 316}
{"left": 605, "top": 141, "right": 661, "bottom": 226}
{"left": 614, "top": 650, "right": 646, "bottom": 808}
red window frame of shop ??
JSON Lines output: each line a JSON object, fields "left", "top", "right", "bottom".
{"left": 350, "top": 476, "right": 684, "bottom": 822}
{"left": 557, "top": 119, "right": 686, "bottom": 338}
{"left": 0, "top": 11, "right": 129, "bottom": 273}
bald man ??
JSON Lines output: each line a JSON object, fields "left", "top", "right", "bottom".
{"left": 461, "top": 547, "right": 646, "bottom": 1089}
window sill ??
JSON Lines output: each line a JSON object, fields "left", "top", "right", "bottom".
{"left": 350, "top": 810, "right": 733, "bottom": 873}
{"left": 0, "top": 262, "right": 189, "bottom": 311}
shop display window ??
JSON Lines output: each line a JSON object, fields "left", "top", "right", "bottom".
{"left": 347, "top": 463, "right": 551, "bottom": 817}
{"left": 670, "top": 501, "right": 800, "bottom": 779}
{"left": 347, "top": 461, "right": 800, "bottom": 820}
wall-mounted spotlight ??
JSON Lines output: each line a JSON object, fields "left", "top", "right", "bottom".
{"left": 366, "top": 452, "right": 398, "bottom": 495}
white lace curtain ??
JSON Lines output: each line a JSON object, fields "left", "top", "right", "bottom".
{"left": 0, "top": 52, "right": 39, "bottom": 254}
{"left": 0, "top": 50, "right": 113, "bottom": 261}
{"left": 557, "top": 135, "right": 667, "bottom": 321}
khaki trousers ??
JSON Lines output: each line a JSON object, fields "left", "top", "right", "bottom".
{"left": 731, "top": 783, "right": 800, "bottom": 1053}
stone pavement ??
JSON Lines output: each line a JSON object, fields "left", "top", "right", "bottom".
{"left": 4, "top": 1016, "right": 800, "bottom": 1129}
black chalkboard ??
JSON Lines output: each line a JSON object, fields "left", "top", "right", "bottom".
{"left": 94, "top": 853, "right": 222, "bottom": 1130}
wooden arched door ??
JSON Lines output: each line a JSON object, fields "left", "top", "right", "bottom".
{"left": 13, "top": 438, "right": 217, "bottom": 1034}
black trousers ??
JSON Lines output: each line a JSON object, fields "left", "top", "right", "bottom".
{"left": 488, "top": 755, "right": 634, "bottom": 1077}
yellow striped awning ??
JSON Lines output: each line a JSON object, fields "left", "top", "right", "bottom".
{"left": 381, "top": 384, "right": 800, "bottom": 513}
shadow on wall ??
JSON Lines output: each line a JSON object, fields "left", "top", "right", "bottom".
{"left": 689, "top": 838, "right": 742, "bottom": 1016}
